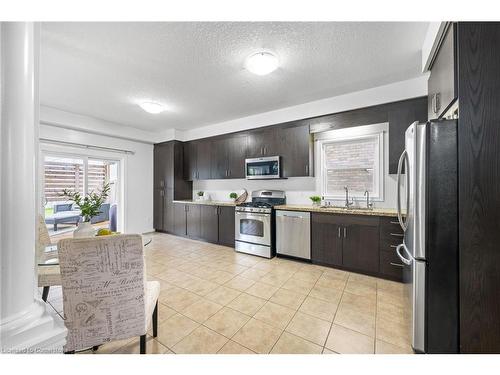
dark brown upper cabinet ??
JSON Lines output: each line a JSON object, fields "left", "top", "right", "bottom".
{"left": 183, "top": 141, "right": 197, "bottom": 181}
{"left": 279, "top": 123, "right": 313, "bottom": 177}
{"left": 210, "top": 135, "right": 247, "bottom": 179}
{"left": 428, "top": 23, "right": 457, "bottom": 120}
{"left": 183, "top": 140, "right": 211, "bottom": 180}
{"left": 387, "top": 97, "right": 428, "bottom": 174}
{"left": 246, "top": 127, "right": 278, "bottom": 158}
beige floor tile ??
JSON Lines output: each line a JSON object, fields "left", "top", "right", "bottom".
{"left": 375, "top": 339, "right": 413, "bottom": 354}
{"left": 377, "top": 288, "right": 405, "bottom": 308}
{"left": 271, "top": 332, "right": 323, "bottom": 354}
{"left": 325, "top": 324, "right": 375, "bottom": 354}
{"left": 224, "top": 275, "right": 256, "bottom": 291}
{"left": 376, "top": 315, "right": 411, "bottom": 349}
{"left": 253, "top": 301, "right": 296, "bottom": 330}
{"left": 155, "top": 313, "right": 200, "bottom": 348}
{"left": 239, "top": 268, "right": 269, "bottom": 281}
{"left": 377, "top": 301, "right": 406, "bottom": 324}
{"left": 309, "top": 284, "right": 343, "bottom": 304}
{"left": 377, "top": 278, "right": 404, "bottom": 293}
{"left": 344, "top": 280, "right": 377, "bottom": 298}
{"left": 227, "top": 293, "right": 267, "bottom": 316}
{"left": 172, "top": 326, "right": 228, "bottom": 354}
{"left": 258, "top": 272, "right": 290, "bottom": 287}
{"left": 315, "top": 275, "right": 347, "bottom": 290}
{"left": 232, "top": 318, "right": 282, "bottom": 354}
{"left": 299, "top": 296, "right": 339, "bottom": 322}
{"left": 285, "top": 312, "right": 331, "bottom": 346}
{"left": 204, "top": 285, "right": 241, "bottom": 306}
{"left": 204, "top": 307, "right": 251, "bottom": 338}
{"left": 217, "top": 340, "right": 255, "bottom": 354}
{"left": 340, "top": 291, "right": 376, "bottom": 315}
{"left": 245, "top": 282, "right": 279, "bottom": 300}
{"left": 348, "top": 273, "right": 378, "bottom": 287}
{"left": 334, "top": 303, "right": 375, "bottom": 337}
{"left": 322, "top": 348, "right": 338, "bottom": 354}
{"left": 292, "top": 269, "right": 322, "bottom": 283}
{"left": 181, "top": 299, "right": 223, "bottom": 323}
{"left": 157, "top": 302, "right": 177, "bottom": 322}
{"left": 183, "top": 277, "right": 219, "bottom": 296}
{"left": 322, "top": 268, "right": 349, "bottom": 281}
{"left": 281, "top": 277, "right": 316, "bottom": 295}
{"left": 159, "top": 287, "right": 201, "bottom": 311}
{"left": 269, "top": 288, "right": 307, "bottom": 310}
{"left": 113, "top": 336, "right": 170, "bottom": 354}
{"left": 208, "top": 270, "right": 236, "bottom": 284}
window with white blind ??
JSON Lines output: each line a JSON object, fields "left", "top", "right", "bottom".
{"left": 321, "top": 133, "right": 383, "bottom": 200}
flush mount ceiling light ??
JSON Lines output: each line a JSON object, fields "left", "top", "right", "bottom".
{"left": 138, "top": 101, "right": 166, "bottom": 114}
{"left": 245, "top": 51, "right": 279, "bottom": 75}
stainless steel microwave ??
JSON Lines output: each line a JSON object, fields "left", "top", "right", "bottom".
{"left": 245, "top": 156, "right": 281, "bottom": 179}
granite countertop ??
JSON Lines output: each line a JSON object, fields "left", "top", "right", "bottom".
{"left": 274, "top": 204, "right": 399, "bottom": 217}
{"left": 172, "top": 199, "right": 238, "bottom": 207}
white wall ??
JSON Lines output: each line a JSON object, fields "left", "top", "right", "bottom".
{"left": 39, "top": 122, "right": 154, "bottom": 235}
{"left": 194, "top": 123, "right": 402, "bottom": 209}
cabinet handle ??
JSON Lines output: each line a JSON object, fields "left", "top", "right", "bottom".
{"left": 305, "top": 165, "right": 309, "bottom": 175}
{"left": 390, "top": 262, "right": 404, "bottom": 268}
{"left": 389, "top": 221, "right": 399, "bottom": 225}
{"left": 389, "top": 245, "right": 398, "bottom": 249}
{"left": 337, "top": 227, "right": 341, "bottom": 238}
{"left": 344, "top": 227, "right": 347, "bottom": 238}
{"left": 390, "top": 233, "right": 404, "bottom": 237}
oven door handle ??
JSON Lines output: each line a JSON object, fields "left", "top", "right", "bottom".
{"left": 235, "top": 211, "right": 270, "bottom": 218}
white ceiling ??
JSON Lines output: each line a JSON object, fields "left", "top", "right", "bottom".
{"left": 40, "top": 22, "right": 429, "bottom": 132}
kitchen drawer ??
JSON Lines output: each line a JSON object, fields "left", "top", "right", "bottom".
{"left": 379, "top": 216, "right": 404, "bottom": 245}
{"left": 379, "top": 250, "right": 404, "bottom": 281}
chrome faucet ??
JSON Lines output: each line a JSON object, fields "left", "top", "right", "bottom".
{"left": 344, "top": 186, "right": 354, "bottom": 208}
{"left": 364, "top": 190, "right": 373, "bottom": 210}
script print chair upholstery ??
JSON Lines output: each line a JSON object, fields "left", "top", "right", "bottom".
{"left": 37, "top": 215, "right": 61, "bottom": 302}
{"left": 58, "top": 234, "right": 160, "bottom": 354}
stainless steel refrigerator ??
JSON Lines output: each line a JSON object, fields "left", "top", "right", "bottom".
{"left": 395, "top": 120, "right": 459, "bottom": 353}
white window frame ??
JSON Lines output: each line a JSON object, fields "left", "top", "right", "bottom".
{"left": 39, "top": 147, "right": 125, "bottom": 232}
{"left": 319, "top": 131, "right": 384, "bottom": 201}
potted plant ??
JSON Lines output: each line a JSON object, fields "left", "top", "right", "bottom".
{"left": 61, "top": 183, "right": 110, "bottom": 238}
{"left": 197, "top": 191, "right": 204, "bottom": 200}
{"left": 309, "top": 195, "right": 322, "bottom": 207}
{"left": 229, "top": 192, "right": 238, "bottom": 202}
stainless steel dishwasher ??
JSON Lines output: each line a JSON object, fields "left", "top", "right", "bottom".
{"left": 276, "top": 210, "right": 311, "bottom": 260}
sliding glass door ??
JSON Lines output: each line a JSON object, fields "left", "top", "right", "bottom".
{"left": 42, "top": 153, "right": 121, "bottom": 239}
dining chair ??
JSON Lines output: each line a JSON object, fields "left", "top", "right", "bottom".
{"left": 58, "top": 234, "right": 160, "bottom": 354}
{"left": 37, "top": 214, "right": 61, "bottom": 302}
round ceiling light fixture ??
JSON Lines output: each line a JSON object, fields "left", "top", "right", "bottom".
{"left": 245, "top": 51, "right": 279, "bottom": 75}
{"left": 138, "top": 101, "right": 166, "bottom": 114}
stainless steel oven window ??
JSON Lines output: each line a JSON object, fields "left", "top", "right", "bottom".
{"left": 239, "top": 218, "right": 264, "bottom": 237}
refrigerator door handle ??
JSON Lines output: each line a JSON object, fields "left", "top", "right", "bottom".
{"left": 395, "top": 243, "right": 412, "bottom": 266}
{"left": 396, "top": 150, "right": 409, "bottom": 232}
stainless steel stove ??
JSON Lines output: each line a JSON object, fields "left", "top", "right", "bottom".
{"left": 235, "top": 190, "right": 286, "bottom": 258}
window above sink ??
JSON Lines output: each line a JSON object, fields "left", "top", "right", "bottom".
{"left": 317, "top": 126, "right": 384, "bottom": 201}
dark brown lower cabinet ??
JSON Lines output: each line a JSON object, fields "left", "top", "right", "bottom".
{"left": 171, "top": 203, "right": 234, "bottom": 247}
{"left": 342, "top": 216, "right": 380, "bottom": 274}
{"left": 311, "top": 213, "right": 343, "bottom": 266}
{"left": 311, "top": 213, "right": 402, "bottom": 280}
{"left": 173, "top": 203, "right": 186, "bottom": 236}
{"left": 218, "top": 206, "right": 235, "bottom": 247}
{"left": 200, "top": 205, "right": 219, "bottom": 243}
{"left": 186, "top": 204, "right": 201, "bottom": 238}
